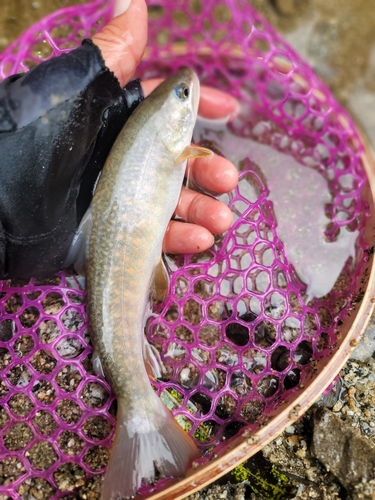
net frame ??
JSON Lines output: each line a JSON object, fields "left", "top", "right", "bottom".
{"left": 0, "top": 1, "right": 374, "bottom": 499}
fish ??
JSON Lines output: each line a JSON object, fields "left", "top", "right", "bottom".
{"left": 86, "top": 68, "right": 213, "bottom": 499}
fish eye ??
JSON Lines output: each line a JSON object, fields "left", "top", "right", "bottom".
{"left": 175, "top": 83, "right": 190, "bottom": 100}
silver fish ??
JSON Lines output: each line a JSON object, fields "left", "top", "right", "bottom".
{"left": 86, "top": 68, "right": 212, "bottom": 499}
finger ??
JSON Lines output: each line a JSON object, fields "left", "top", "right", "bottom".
{"left": 141, "top": 78, "right": 164, "bottom": 97}
{"left": 175, "top": 186, "right": 233, "bottom": 234}
{"left": 186, "top": 153, "right": 238, "bottom": 194}
{"left": 199, "top": 86, "right": 239, "bottom": 118}
{"left": 92, "top": 0, "right": 148, "bottom": 87}
{"left": 141, "top": 80, "right": 239, "bottom": 118}
{"left": 163, "top": 220, "right": 214, "bottom": 254}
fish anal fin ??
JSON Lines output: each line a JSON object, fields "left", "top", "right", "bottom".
{"left": 151, "top": 257, "right": 170, "bottom": 303}
{"left": 176, "top": 145, "right": 214, "bottom": 163}
{"left": 92, "top": 350, "right": 105, "bottom": 378}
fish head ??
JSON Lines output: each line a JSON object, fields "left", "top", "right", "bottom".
{"left": 151, "top": 67, "right": 200, "bottom": 157}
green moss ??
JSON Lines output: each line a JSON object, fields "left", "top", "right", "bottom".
{"left": 175, "top": 415, "right": 193, "bottom": 433}
{"left": 160, "top": 387, "right": 184, "bottom": 411}
{"left": 193, "top": 422, "right": 214, "bottom": 443}
{"left": 232, "top": 463, "right": 250, "bottom": 483}
{"left": 271, "top": 466, "right": 289, "bottom": 485}
{"left": 231, "top": 462, "right": 290, "bottom": 500}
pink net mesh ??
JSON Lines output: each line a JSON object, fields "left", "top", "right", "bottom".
{"left": 0, "top": 0, "right": 115, "bottom": 79}
{"left": 0, "top": 0, "right": 370, "bottom": 498}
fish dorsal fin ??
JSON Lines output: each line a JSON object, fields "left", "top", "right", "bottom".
{"left": 151, "top": 257, "right": 170, "bottom": 303}
{"left": 176, "top": 145, "right": 214, "bottom": 163}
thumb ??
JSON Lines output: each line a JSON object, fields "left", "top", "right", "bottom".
{"left": 91, "top": 0, "right": 148, "bottom": 88}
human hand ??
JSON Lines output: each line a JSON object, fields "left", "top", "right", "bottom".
{"left": 92, "top": 0, "right": 239, "bottom": 255}
{"left": 0, "top": 0, "right": 238, "bottom": 280}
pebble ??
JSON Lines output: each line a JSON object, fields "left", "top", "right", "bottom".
{"left": 332, "top": 400, "right": 343, "bottom": 412}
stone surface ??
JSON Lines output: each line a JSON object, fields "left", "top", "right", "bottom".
{"left": 312, "top": 407, "right": 375, "bottom": 492}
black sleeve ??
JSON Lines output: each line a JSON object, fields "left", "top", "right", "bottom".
{"left": 0, "top": 39, "right": 143, "bottom": 279}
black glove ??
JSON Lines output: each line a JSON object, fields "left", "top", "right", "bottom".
{"left": 0, "top": 39, "right": 143, "bottom": 279}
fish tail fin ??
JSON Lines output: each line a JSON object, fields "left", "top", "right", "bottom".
{"left": 101, "top": 398, "right": 199, "bottom": 500}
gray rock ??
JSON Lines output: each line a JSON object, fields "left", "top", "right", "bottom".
{"left": 312, "top": 407, "right": 375, "bottom": 493}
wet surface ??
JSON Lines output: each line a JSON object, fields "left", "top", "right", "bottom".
{"left": 0, "top": 0, "right": 86, "bottom": 52}
{"left": 1, "top": 2, "right": 374, "bottom": 143}
{"left": 194, "top": 118, "right": 360, "bottom": 301}
{"left": 249, "top": 0, "right": 375, "bottom": 151}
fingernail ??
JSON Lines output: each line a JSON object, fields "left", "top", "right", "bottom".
{"left": 113, "top": 0, "right": 131, "bottom": 17}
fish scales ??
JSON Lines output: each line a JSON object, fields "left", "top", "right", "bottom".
{"left": 88, "top": 125, "right": 182, "bottom": 402}
{"left": 86, "top": 68, "right": 202, "bottom": 499}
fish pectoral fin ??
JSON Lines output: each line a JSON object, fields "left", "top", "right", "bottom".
{"left": 63, "top": 205, "right": 93, "bottom": 277}
{"left": 176, "top": 145, "right": 214, "bottom": 163}
{"left": 150, "top": 257, "right": 170, "bottom": 303}
{"left": 143, "top": 336, "right": 166, "bottom": 379}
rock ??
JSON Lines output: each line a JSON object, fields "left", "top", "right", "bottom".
{"left": 271, "top": 0, "right": 305, "bottom": 16}
{"left": 312, "top": 407, "right": 375, "bottom": 495}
